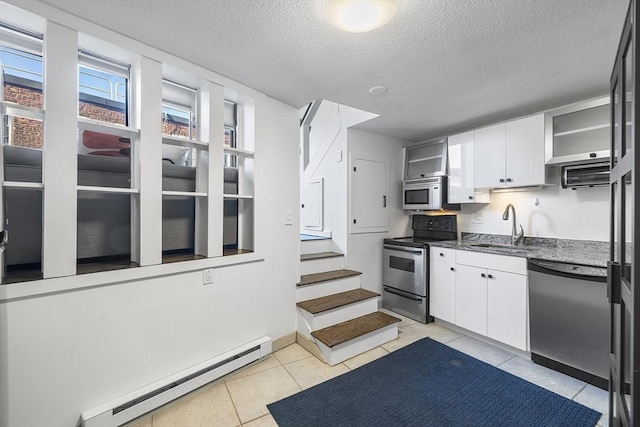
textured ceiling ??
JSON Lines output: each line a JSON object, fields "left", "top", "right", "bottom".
{"left": 35, "top": 0, "right": 628, "bottom": 142}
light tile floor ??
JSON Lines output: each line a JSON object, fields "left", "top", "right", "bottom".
{"left": 126, "top": 311, "right": 609, "bottom": 427}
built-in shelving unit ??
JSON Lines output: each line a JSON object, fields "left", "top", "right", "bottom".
{"left": 3, "top": 181, "right": 44, "bottom": 189}
{"left": 223, "top": 193, "right": 253, "bottom": 199}
{"left": 224, "top": 146, "right": 254, "bottom": 158}
{"left": 78, "top": 116, "right": 139, "bottom": 139}
{"left": 162, "top": 135, "right": 209, "bottom": 150}
{"left": 77, "top": 185, "right": 139, "bottom": 194}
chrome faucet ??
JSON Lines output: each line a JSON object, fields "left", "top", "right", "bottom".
{"left": 502, "top": 204, "right": 524, "bottom": 246}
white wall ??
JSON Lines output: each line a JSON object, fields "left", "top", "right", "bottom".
{"left": 0, "top": 3, "right": 300, "bottom": 427}
{"left": 456, "top": 182, "right": 611, "bottom": 241}
{"left": 301, "top": 100, "right": 379, "bottom": 254}
{"left": 346, "top": 129, "right": 410, "bottom": 296}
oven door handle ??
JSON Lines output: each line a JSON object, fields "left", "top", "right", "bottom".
{"left": 383, "top": 287, "right": 423, "bottom": 301}
{"left": 383, "top": 246, "right": 424, "bottom": 255}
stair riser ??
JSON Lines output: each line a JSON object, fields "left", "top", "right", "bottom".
{"left": 300, "top": 256, "right": 344, "bottom": 275}
{"left": 300, "top": 239, "right": 333, "bottom": 255}
{"left": 316, "top": 324, "right": 399, "bottom": 366}
{"left": 296, "top": 276, "right": 360, "bottom": 301}
{"left": 297, "top": 299, "right": 379, "bottom": 338}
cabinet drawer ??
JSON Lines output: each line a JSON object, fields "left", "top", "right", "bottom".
{"left": 456, "top": 250, "right": 526, "bottom": 275}
{"left": 430, "top": 247, "right": 456, "bottom": 262}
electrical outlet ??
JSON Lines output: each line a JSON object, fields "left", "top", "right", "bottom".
{"left": 203, "top": 268, "right": 213, "bottom": 285}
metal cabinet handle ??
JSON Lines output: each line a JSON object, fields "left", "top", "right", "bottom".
{"left": 488, "top": 274, "right": 494, "bottom": 279}
{"left": 468, "top": 196, "right": 474, "bottom": 200}
{"left": 481, "top": 273, "right": 486, "bottom": 278}
{"left": 506, "top": 178, "right": 513, "bottom": 183}
{"left": 439, "top": 252, "right": 444, "bottom": 257}
{"left": 499, "top": 178, "right": 505, "bottom": 183}
{"left": 383, "top": 195, "right": 387, "bottom": 207}
{"left": 450, "top": 267, "right": 455, "bottom": 271}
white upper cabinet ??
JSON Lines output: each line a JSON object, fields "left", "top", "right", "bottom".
{"left": 544, "top": 96, "right": 611, "bottom": 166}
{"left": 474, "top": 114, "right": 548, "bottom": 189}
{"left": 448, "top": 131, "right": 490, "bottom": 203}
{"left": 403, "top": 138, "right": 447, "bottom": 180}
{"left": 474, "top": 123, "right": 506, "bottom": 188}
{"left": 505, "top": 114, "right": 546, "bottom": 187}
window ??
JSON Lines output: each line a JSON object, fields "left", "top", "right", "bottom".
{"left": 224, "top": 100, "right": 237, "bottom": 167}
{"left": 222, "top": 100, "right": 254, "bottom": 254}
{"left": 76, "top": 52, "right": 137, "bottom": 274}
{"left": 162, "top": 79, "right": 197, "bottom": 140}
{"left": 161, "top": 79, "right": 207, "bottom": 262}
{"left": 0, "top": 23, "right": 44, "bottom": 282}
{"left": 78, "top": 50, "right": 129, "bottom": 126}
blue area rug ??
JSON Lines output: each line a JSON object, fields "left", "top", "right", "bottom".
{"left": 268, "top": 338, "right": 601, "bottom": 427}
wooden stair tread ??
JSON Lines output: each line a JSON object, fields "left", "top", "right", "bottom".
{"left": 297, "top": 289, "right": 379, "bottom": 314}
{"left": 297, "top": 269, "right": 361, "bottom": 286}
{"left": 300, "top": 251, "right": 343, "bottom": 261}
{"left": 311, "top": 311, "right": 401, "bottom": 348}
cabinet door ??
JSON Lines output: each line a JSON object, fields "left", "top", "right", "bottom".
{"left": 429, "top": 259, "right": 456, "bottom": 323}
{"left": 404, "top": 140, "right": 446, "bottom": 180}
{"left": 473, "top": 123, "right": 506, "bottom": 188}
{"left": 487, "top": 270, "right": 528, "bottom": 350}
{"left": 505, "top": 114, "right": 545, "bottom": 187}
{"left": 350, "top": 155, "right": 388, "bottom": 233}
{"left": 447, "top": 131, "right": 476, "bottom": 203}
{"left": 455, "top": 264, "right": 487, "bottom": 335}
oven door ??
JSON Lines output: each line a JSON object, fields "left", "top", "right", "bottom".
{"left": 382, "top": 245, "right": 427, "bottom": 296}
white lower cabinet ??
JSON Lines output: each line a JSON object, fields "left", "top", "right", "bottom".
{"left": 429, "top": 259, "right": 456, "bottom": 324}
{"left": 430, "top": 248, "right": 528, "bottom": 351}
{"left": 487, "top": 269, "right": 527, "bottom": 350}
{"left": 454, "top": 264, "right": 487, "bottom": 335}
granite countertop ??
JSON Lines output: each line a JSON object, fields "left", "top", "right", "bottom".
{"left": 429, "top": 233, "right": 610, "bottom": 268}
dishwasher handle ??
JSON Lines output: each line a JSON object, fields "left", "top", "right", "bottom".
{"left": 527, "top": 259, "right": 607, "bottom": 283}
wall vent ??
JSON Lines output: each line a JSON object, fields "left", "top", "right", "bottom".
{"left": 80, "top": 336, "right": 272, "bottom": 427}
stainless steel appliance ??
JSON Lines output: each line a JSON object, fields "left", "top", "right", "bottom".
{"left": 528, "top": 259, "right": 609, "bottom": 389}
{"left": 402, "top": 176, "right": 460, "bottom": 211}
{"left": 383, "top": 214, "right": 457, "bottom": 323}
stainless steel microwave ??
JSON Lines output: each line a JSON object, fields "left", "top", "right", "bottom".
{"left": 402, "top": 176, "right": 460, "bottom": 211}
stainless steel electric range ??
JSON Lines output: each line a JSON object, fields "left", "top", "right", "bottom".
{"left": 382, "top": 214, "right": 457, "bottom": 323}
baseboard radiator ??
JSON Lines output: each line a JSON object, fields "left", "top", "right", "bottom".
{"left": 81, "top": 336, "right": 272, "bottom": 427}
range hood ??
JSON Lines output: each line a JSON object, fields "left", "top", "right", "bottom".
{"left": 561, "top": 162, "right": 609, "bottom": 189}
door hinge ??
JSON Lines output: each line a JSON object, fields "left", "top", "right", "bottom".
{"left": 607, "top": 261, "right": 621, "bottom": 304}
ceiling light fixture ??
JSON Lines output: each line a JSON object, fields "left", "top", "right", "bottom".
{"left": 323, "top": 0, "right": 399, "bottom": 33}
{"left": 369, "top": 85, "right": 388, "bottom": 96}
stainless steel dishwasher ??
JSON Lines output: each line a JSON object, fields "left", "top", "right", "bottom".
{"left": 528, "top": 259, "right": 609, "bottom": 389}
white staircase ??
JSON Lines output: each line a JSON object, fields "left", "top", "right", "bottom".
{"left": 296, "top": 244, "right": 400, "bottom": 366}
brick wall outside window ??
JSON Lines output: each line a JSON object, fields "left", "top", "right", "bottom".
{"left": 3, "top": 82, "right": 191, "bottom": 149}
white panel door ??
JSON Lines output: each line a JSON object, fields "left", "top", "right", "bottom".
{"left": 487, "top": 270, "right": 528, "bottom": 350}
{"left": 350, "top": 155, "right": 388, "bottom": 233}
{"left": 429, "top": 259, "right": 456, "bottom": 323}
{"left": 505, "top": 114, "right": 545, "bottom": 187}
{"left": 455, "top": 264, "right": 488, "bottom": 335}
{"left": 448, "top": 131, "right": 476, "bottom": 203}
{"left": 301, "top": 179, "right": 323, "bottom": 230}
{"left": 473, "top": 123, "right": 506, "bottom": 188}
